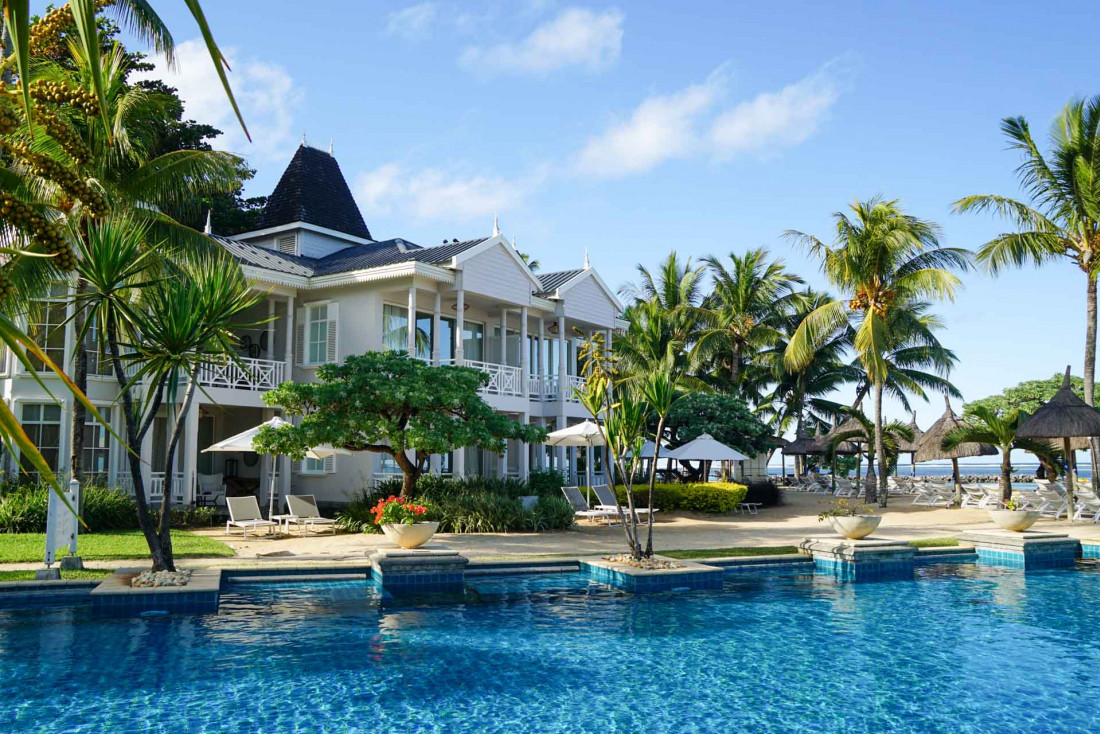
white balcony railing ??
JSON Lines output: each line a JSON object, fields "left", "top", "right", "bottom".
{"left": 443, "top": 359, "right": 524, "bottom": 397}
{"left": 196, "top": 357, "right": 284, "bottom": 392}
{"left": 116, "top": 471, "right": 187, "bottom": 504}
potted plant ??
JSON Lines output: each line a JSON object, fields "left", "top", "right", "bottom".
{"left": 819, "top": 498, "right": 881, "bottom": 539}
{"left": 372, "top": 496, "right": 438, "bottom": 548}
{"left": 988, "top": 498, "right": 1040, "bottom": 532}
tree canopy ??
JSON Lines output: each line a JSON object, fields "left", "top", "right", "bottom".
{"left": 254, "top": 352, "right": 548, "bottom": 497}
{"left": 665, "top": 392, "right": 773, "bottom": 458}
{"left": 964, "top": 373, "right": 1086, "bottom": 418}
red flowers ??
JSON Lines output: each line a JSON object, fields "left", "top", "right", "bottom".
{"left": 372, "top": 496, "right": 432, "bottom": 526}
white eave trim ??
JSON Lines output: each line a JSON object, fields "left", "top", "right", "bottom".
{"left": 233, "top": 221, "right": 376, "bottom": 246}
{"left": 555, "top": 268, "right": 623, "bottom": 312}
{"left": 242, "top": 261, "right": 454, "bottom": 291}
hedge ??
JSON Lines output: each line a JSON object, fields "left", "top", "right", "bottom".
{"left": 613, "top": 482, "right": 748, "bottom": 514}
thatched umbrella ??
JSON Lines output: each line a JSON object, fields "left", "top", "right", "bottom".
{"left": 784, "top": 428, "right": 825, "bottom": 479}
{"left": 915, "top": 393, "right": 996, "bottom": 504}
{"left": 1016, "top": 366, "right": 1100, "bottom": 520}
{"left": 896, "top": 412, "right": 925, "bottom": 476}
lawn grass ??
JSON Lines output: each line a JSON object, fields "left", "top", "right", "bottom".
{"left": 0, "top": 531, "right": 234, "bottom": 564}
{"left": 908, "top": 537, "right": 960, "bottom": 548}
{"left": 0, "top": 568, "right": 112, "bottom": 582}
{"left": 660, "top": 546, "right": 800, "bottom": 559}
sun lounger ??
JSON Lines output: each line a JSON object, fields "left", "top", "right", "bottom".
{"left": 1035, "top": 488, "right": 1068, "bottom": 519}
{"left": 591, "top": 484, "right": 659, "bottom": 519}
{"left": 226, "top": 496, "right": 278, "bottom": 537}
{"left": 284, "top": 494, "right": 338, "bottom": 535}
{"left": 561, "top": 486, "right": 616, "bottom": 523}
{"left": 1072, "top": 495, "right": 1100, "bottom": 523}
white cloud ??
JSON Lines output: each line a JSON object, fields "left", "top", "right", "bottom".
{"left": 709, "top": 65, "right": 842, "bottom": 158}
{"left": 573, "top": 60, "right": 848, "bottom": 179}
{"left": 460, "top": 7, "right": 623, "bottom": 76}
{"left": 385, "top": 3, "right": 438, "bottom": 39}
{"left": 355, "top": 164, "right": 547, "bottom": 221}
{"left": 131, "top": 39, "right": 302, "bottom": 162}
{"left": 574, "top": 69, "right": 726, "bottom": 179}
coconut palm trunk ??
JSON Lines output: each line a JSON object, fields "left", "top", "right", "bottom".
{"left": 156, "top": 370, "right": 201, "bottom": 572}
{"left": 874, "top": 380, "right": 888, "bottom": 507}
{"left": 1086, "top": 274, "right": 1100, "bottom": 491}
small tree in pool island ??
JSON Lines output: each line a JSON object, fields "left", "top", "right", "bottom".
{"left": 254, "top": 352, "right": 548, "bottom": 498}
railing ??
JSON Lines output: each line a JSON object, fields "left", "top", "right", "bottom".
{"left": 526, "top": 374, "right": 585, "bottom": 402}
{"left": 443, "top": 359, "right": 524, "bottom": 397}
{"left": 196, "top": 357, "right": 284, "bottom": 391}
{"left": 115, "top": 471, "right": 186, "bottom": 504}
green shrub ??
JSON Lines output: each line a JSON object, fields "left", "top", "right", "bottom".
{"left": 527, "top": 496, "right": 574, "bottom": 531}
{"left": 613, "top": 482, "right": 748, "bottom": 513}
{"left": 335, "top": 488, "right": 387, "bottom": 533}
{"left": 743, "top": 481, "right": 781, "bottom": 508}
{"left": 169, "top": 506, "right": 215, "bottom": 528}
{"left": 527, "top": 468, "right": 565, "bottom": 496}
{"left": 0, "top": 482, "right": 142, "bottom": 533}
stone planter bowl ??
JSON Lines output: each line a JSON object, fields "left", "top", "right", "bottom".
{"left": 988, "top": 510, "right": 1040, "bottom": 532}
{"left": 828, "top": 515, "right": 882, "bottom": 540}
{"left": 381, "top": 521, "right": 440, "bottom": 549}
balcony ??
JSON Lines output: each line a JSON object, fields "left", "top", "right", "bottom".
{"left": 196, "top": 357, "right": 285, "bottom": 392}
{"left": 442, "top": 358, "right": 524, "bottom": 397}
{"left": 527, "top": 374, "right": 585, "bottom": 402}
{"left": 116, "top": 471, "right": 187, "bottom": 505}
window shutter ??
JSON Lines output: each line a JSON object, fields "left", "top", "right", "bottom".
{"left": 294, "top": 307, "right": 306, "bottom": 366}
{"left": 324, "top": 456, "right": 335, "bottom": 474}
{"left": 326, "top": 302, "right": 339, "bottom": 363}
{"left": 276, "top": 234, "right": 298, "bottom": 255}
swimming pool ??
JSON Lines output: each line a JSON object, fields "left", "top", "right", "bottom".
{"left": 2, "top": 564, "right": 1099, "bottom": 733}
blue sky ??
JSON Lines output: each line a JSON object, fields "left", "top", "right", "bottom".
{"left": 56, "top": 1, "right": 1100, "bottom": 444}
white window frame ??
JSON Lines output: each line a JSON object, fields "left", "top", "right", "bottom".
{"left": 15, "top": 399, "right": 66, "bottom": 480}
{"left": 300, "top": 455, "right": 335, "bottom": 475}
{"left": 27, "top": 295, "right": 69, "bottom": 374}
{"left": 81, "top": 403, "right": 114, "bottom": 485}
{"left": 296, "top": 300, "right": 339, "bottom": 367}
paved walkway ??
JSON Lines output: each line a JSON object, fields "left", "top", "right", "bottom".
{"left": 6, "top": 491, "right": 1099, "bottom": 571}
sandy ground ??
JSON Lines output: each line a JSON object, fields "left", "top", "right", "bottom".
{"left": 7, "top": 491, "right": 1099, "bottom": 571}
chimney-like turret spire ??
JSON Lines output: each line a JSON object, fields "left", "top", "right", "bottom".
{"left": 583, "top": 247, "right": 590, "bottom": 269}
{"left": 492, "top": 213, "right": 501, "bottom": 237}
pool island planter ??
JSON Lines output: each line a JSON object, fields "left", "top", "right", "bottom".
{"left": 381, "top": 521, "right": 440, "bottom": 549}
{"left": 828, "top": 515, "right": 882, "bottom": 540}
{"left": 580, "top": 556, "right": 723, "bottom": 593}
{"left": 957, "top": 529, "right": 1080, "bottom": 570}
{"left": 799, "top": 536, "right": 916, "bottom": 581}
{"left": 369, "top": 547, "right": 468, "bottom": 594}
{"left": 90, "top": 567, "right": 222, "bottom": 616}
{"left": 987, "top": 510, "right": 1040, "bottom": 532}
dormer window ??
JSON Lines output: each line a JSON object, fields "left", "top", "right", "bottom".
{"left": 275, "top": 233, "right": 298, "bottom": 255}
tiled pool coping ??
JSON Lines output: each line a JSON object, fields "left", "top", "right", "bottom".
{"left": 90, "top": 568, "right": 222, "bottom": 615}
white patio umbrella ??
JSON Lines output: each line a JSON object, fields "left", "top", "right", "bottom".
{"left": 665, "top": 433, "right": 748, "bottom": 482}
{"left": 545, "top": 420, "right": 606, "bottom": 504}
{"left": 201, "top": 417, "right": 351, "bottom": 519}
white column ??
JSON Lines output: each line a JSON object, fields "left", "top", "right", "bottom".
{"left": 139, "top": 419, "right": 154, "bottom": 496}
{"left": 556, "top": 315, "right": 567, "bottom": 471}
{"left": 453, "top": 446, "right": 465, "bottom": 479}
{"left": 455, "top": 289, "right": 465, "bottom": 363}
{"left": 536, "top": 318, "right": 545, "bottom": 401}
{"left": 520, "top": 306, "right": 529, "bottom": 398}
{"left": 267, "top": 299, "right": 275, "bottom": 360}
{"left": 519, "top": 413, "right": 530, "bottom": 481}
{"left": 182, "top": 403, "right": 199, "bottom": 505}
{"left": 500, "top": 309, "right": 508, "bottom": 366}
{"left": 498, "top": 439, "right": 507, "bottom": 479}
{"left": 406, "top": 285, "right": 417, "bottom": 357}
{"left": 432, "top": 290, "right": 442, "bottom": 366}
{"left": 284, "top": 295, "right": 295, "bottom": 378}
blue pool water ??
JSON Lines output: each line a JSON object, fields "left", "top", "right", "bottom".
{"left": 2, "top": 564, "right": 1100, "bottom": 733}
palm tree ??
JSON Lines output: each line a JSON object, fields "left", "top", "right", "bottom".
{"left": 696, "top": 247, "right": 804, "bottom": 395}
{"left": 784, "top": 197, "right": 970, "bottom": 504}
{"left": 825, "top": 408, "right": 914, "bottom": 491}
{"left": 942, "top": 406, "right": 1059, "bottom": 503}
{"left": 953, "top": 96, "right": 1100, "bottom": 487}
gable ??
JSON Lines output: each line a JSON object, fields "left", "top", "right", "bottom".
{"left": 562, "top": 274, "right": 618, "bottom": 327}
{"left": 459, "top": 243, "right": 534, "bottom": 305}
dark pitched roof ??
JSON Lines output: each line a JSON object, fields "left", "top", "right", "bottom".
{"left": 218, "top": 235, "right": 488, "bottom": 279}
{"left": 256, "top": 145, "right": 372, "bottom": 240}
{"left": 536, "top": 269, "right": 585, "bottom": 296}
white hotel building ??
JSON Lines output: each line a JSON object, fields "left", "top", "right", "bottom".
{"left": 1, "top": 144, "right": 627, "bottom": 507}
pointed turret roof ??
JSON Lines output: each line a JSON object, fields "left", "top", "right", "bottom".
{"left": 257, "top": 144, "right": 372, "bottom": 240}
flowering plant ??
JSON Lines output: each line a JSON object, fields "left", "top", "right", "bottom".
{"left": 818, "top": 498, "right": 874, "bottom": 521}
{"left": 371, "top": 496, "right": 432, "bottom": 526}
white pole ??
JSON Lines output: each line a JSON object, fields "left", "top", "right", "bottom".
{"left": 268, "top": 456, "right": 278, "bottom": 520}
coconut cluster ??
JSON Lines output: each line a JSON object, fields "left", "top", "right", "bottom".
{"left": 37, "top": 109, "right": 91, "bottom": 164}
{"left": 0, "top": 267, "right": 16, "bottom": 300}
{"left": 30, "top": 0, "right": 116, "bottom": 60}
{"left": 0, "top": 195, "right": 75, "bottom": 271}
{"left": 3, "top": 141, "right": 107, "bottom": 217}
{"left": 27, "top": 80, "right": 99, "bottom": 117}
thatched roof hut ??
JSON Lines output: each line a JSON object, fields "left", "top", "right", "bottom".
{"left": 1016, "top": 367, "right": 1100, "bottom": 441}
{"left": 914, "top": 394, "right": 997, "bottom": 463}
{"left": 897, "top": 413, "right": 924, "bottom": 454}
{"left": 785, "top": 428, "right": 826, "bottom": 456}
{"left": 828, "top": 417, "right": 868, "bottom": 444}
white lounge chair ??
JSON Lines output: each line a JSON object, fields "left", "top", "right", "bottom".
{"left": 285, "top": 494, "right": 338, "bottom": 535}
{"left": 226, "top": 496, "right": 278, "bottom": 537}
{"left": 1035, "top": 488, "right": 1069, "bottom": 519}
{"left": 561, "top": 486, "right": 616, "bottom": 523}
{"left": 591, "top": 484, "right": 659, "bottom": 520}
